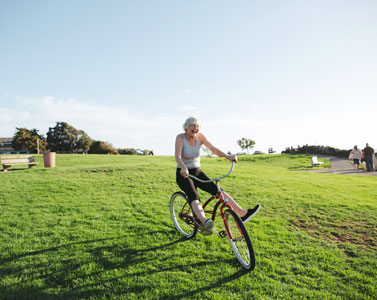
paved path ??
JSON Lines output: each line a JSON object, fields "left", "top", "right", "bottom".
{"left": 304, "top": 155, "right": 377, "bottom": 176}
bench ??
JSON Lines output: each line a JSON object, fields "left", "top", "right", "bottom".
{"left": 1, "top": 155, "right": 38, "bottom": 172}
{"left": 311, "top": 156, "right": 324, "bottom": 167}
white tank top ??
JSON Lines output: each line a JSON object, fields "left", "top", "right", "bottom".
{"left": 180, "top": 133, "right": 201, "bottom": 168}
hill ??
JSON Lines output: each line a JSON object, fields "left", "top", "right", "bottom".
{"left": 0, "top": 154, "right": 375, "bottom": 299}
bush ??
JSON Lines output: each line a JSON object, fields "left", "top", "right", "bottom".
{"left": 89, "top": 141, "right": 118, "bottom": 154}
{"left": 282, "top": 145, "right": 351, "bottom": 158}
{"left": 118, "top": 148, "right": 138, "bottom": 155}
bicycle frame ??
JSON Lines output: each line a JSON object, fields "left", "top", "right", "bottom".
{"left": 201, "top": 191, "right": 235, "bottom": 238}
{"left": 182, "top": 161, "right": 243, "bottom": 239}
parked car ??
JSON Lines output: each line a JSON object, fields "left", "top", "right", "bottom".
{"left": 136, "top": 149, "right": 146, "bottom": 155}
{"left": 236, "top": 152, "right": 247, "bottom": 155}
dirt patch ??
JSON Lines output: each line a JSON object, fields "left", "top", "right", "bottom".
{"left": 291, "top": 218, "right": 376, "bottom": 256}
{"left": 302, "top": 155, "right": 377, "bottom": 176}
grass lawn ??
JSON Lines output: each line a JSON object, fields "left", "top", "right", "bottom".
{"left": 0, "top": 154, "right": 376, "bottom": 300}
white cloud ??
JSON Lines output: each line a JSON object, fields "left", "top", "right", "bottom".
{"left": 180, "top": 105, "right": 197, "bottom": 112}
{"left": 184, "top": 88, "right": 192, "bottom": 94}
{"left": 0, "top": 95, "right": 183, "bottom": 154}
{"left": 0, "top": 107, "right": 30, "bottom": 123}
{"left": 1, "top": 94, "right": 376, "bottom": 155}
{"left": 244, "top": 101, "right": 259, "bottom": 110}
{"left": 196, "top": 109, "right": 376, "bottom": 155}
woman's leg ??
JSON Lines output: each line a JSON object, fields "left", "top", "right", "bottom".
{"left": 222, "top": 191, "right": 247, "bottom": 217}
{"left": 191, "top": 200, "right": 214, "bottom": 235}
{"left": 176, "top": 168, "right": 209, "bottom": 225}
{"left": 223, "top": 191, "right": 261, "bottom": 223}
{"left": 190, "top": 200, "right": 207, "bottom": 225}
{"left": 195, "top": 168, "right": 248, "bottom": 218}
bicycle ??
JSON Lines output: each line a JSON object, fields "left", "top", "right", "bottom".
{"left": 170, "top": 161, "right": 256, "bottom": 270}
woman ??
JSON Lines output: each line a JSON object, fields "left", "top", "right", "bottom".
{"left": 175, "top": 116, "right": 261, "bottom": 235}
{"left": 349, "top": 145, "right": 362, "bottom": 171}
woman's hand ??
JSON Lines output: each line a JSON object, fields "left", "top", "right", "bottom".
{"left": 180, "top": 167, "right": 189, "bottom": 178}
{"left": 227, "top": 154, "right": 238, "bottom": 163}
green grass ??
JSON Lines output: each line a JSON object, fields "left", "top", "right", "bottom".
{"left": 0, "top": 154, "right": 376, "bottom": 300}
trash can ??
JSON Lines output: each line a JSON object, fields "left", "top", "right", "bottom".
{"left": 43, "top": 151, "right": 56, "bottom": 168}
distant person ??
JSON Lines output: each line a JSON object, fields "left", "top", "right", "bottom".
{"left": 349, "top": 145, "right": 362, "bottom": 171}
{"left": 362, "top": 143, "right": 375, "bottom": 172}
{"left": 175, "top": 116, "right": 261, "bottom": 235}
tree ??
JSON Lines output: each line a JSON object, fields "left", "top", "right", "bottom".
{"left": 12, "top": 127, "right": 47, "bottom": 153}
{"left": 76, "top": 131, "right": 92, "bottom": 153}
{"left": 89, "top": 140, "right": 118, "bottom": 154}
{"left": 237, "top": 137, "right": 255, "bottom": 154}
{"left": 46, "top": 122, "right": 92, "bottom": 153}
{"left": 12, "top": 128, "right": 29, "bottom": 151}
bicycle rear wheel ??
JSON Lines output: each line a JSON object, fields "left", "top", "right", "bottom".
{"left": 224, "top": 209, "right": 255, "bottom": 270}
{"left": 170, "top": 192, "right": 197, "bottom": 239}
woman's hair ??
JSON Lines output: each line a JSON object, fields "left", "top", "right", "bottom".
{"left": 183, "top": 116, "right": 201, "bottom": 131}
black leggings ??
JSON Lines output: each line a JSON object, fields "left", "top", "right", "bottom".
{"left": 176, "top": 168, "right": 218, "bottom": 204}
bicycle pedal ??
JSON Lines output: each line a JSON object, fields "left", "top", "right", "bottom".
{"left": 185, "top": 218, "right": 200, "bottom": 228}
{"left": 218, "top": 230, "right": 227, "bottom": 238}
{"left": 185, "top": 218, "right": 194, "bottom": 225}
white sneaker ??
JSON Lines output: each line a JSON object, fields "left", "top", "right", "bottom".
{"left": 202, "top": 219, "right": 214, "bottom": 235}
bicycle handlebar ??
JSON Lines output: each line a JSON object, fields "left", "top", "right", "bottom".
{"left": 188, "top": 161, "right": 235, "bottom": 183}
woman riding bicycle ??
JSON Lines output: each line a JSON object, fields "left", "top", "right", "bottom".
{"left": 175, "top": 116, "right": 261, "bottom": 235}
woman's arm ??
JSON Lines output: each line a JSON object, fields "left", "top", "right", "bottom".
{"left": 175, "top": 134, "right": 189, "bottom": 177}
{"left": 198, "top": 133, "right": 237, "bottom": 163}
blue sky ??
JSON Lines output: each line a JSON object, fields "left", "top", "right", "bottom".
{"left": 1, "top": 1, "right": 376, "bottom": 155}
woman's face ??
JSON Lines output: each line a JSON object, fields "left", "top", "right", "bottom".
{"left": 186, "top": 122, "right": 200, "bottom": 137}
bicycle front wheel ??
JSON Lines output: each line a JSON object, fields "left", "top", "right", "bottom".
{"left": 224, "top": 209, "right": 255, "bottom": 270}
{"left": 170, "top": 192, "right": 197, "bottom": 239}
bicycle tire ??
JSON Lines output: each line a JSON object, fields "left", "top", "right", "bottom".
{"left": 224, "top": 209, "right": 255, "bottom": 270}
{"left": 170, "top": 192, "right": 198, "bottom": 239}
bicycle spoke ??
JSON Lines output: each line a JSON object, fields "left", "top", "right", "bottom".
{"left": 224, "top": 209, "right": 255, "bottom": 270}
{"left": 170, "top": 192, "right": 197, "bottom": 239}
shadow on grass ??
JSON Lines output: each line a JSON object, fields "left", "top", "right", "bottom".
{"left": 0, "top": 231, "right": 189, "bottom": 298}
{"left": 0, "top": 167, "right": 36, "bottom": 173}
{"left": 0, "top": 236, "right": 127, "bottom": 264}
{"left": 170, "top": 268, "right": 250, "bottom": 300}
{"left": 59, "top": 257, "right": 237, "bottom": 300}
{"left": 1, "top": 228, "right": 250, "bottom": 300}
